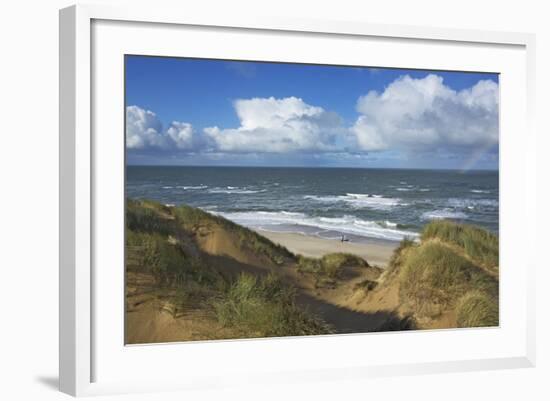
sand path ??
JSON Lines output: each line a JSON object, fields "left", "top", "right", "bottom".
{"left": 126, "top": 230, "right": 404, "bottom": 343}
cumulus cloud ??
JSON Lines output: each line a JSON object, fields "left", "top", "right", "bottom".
{"left": 352, "top": 74, "right": 499, "bottom": 152}
{"left": 204, "top": 97, "right": 346, "bottom": 153}
{"left": 166, "top": 122, "right": 194, "bottom": 149}
{"left": 126, "top": 74, "right": 498, "bottom": 169}
{"left": 126, "top": 105, "right": 194, "bottom": 150}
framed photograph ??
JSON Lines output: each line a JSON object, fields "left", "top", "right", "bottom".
{"left": 59, "top": 4, "right": 536, "bottom": 396}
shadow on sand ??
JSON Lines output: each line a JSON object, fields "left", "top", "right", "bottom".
{"left": 295, "top": 292, "right": 415, "bottom": 333}
{"left": 203, "top": 252, "right": 415, "bottom": 334}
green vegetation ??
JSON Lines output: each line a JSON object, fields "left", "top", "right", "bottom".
{"left": 126, "top": 198, "right": 500, "bottom": 337}
{"left": 161, "top": 281, "right": 224, "bottom": 319}
{"left": 297, "top": 252, "right": 371, "bottom": 289}
{"left": 399, "top": 242, "right": 497, "bottom": 313}
{"left": 297, "top": 252, "right": 368, "bottom": 278}
{"left": 126, "top": 229, "right": 225, "bottom": 288}
{"left": 126, "top": 198, "right": 175, "bottom": 236}
{"left": 126, "top": 198, "right": 331, "bottom": 338}
{"left": 387, "top": 236, "right": 416, "bottom": 273}
{"left": 126, "top": 200, "right": 221, "bottom": 286}
{"left": 173, "top": 204, "right": 295, "bottom": 265}
{"left": 389, "top": 221, "right": 499, "bottom": 324}
{"left": 421, "top": 220, "right": 499, "bottom": 269}
{"left": 456, "top": 291, "right": 499, "bottom": 328}
{"left": 212, "top": 273, "right": 333, "bottom": 337}
{"left": 322, "top": 252, "right": 369, "bottom": 273}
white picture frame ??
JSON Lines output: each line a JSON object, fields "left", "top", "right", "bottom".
{"left": 59, "top": 3, "right": 536, "bottom": 397}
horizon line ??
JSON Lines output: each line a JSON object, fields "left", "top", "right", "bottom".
{"left": 125, "top": 164, "right": 499, "bottom": 172}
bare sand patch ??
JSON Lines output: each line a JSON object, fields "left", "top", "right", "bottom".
{"left": 255, "top": 229, "right": 397, "bottom": 268}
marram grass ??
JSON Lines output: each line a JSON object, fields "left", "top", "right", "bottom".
{"left": 456, "top": 290, "right": 499, "bottom": 328}
{"left": 421, "top": 220, "right": 499, "bottom": 269}
{"left": 212, "top": 273, "right": 333, "bottom": 337}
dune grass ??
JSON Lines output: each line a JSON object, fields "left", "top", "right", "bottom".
{"left": 127, "top": 199, "right": 500, "bottom": 333}
{"left": 212, "top": 273, "right": 333, "bottom": 337}
{"left": 421, "top": 220, "right": 499, "bottom": 269}
{"left": 126, "top": 199, "right": 175, "bottom": 236}
{"left": 126, "top": 199, "right": 226, "bottom": 288}
{"left": 387, "top": 237, "right": 416, "bottom": 273}
{"left": 456, "top": 290, "right": 499, "bottom": 328}
{"left": 398, "top": 241, "right": 498, "bottom": 319}
{"left": 126, "top": 199, "right": 332, "bottom": 338}
{"left": 173, "top": 204, "right": 295, "bottom": 266}
{"left": 126, "top": 229, "right": 226, "bottom": 289}
{"left": 296, "top": 252, "right": 370, "bottom": 288}
{"left": 382, "top": 221, "right": 499, "bottom": 326}
{"left": 297, "top": 252, "right": 369, "bottom": 277}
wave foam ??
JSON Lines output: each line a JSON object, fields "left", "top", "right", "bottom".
{"left": 209, "top": 187, "right": 266, "bottom": 194}
{"left": 163, "top": 185, "right": 208, "bottom": 190}
{"left": 216, "top": 210, "right": 418, "bottom": 241}
{"left": 304, "top": 193, "right": 404, "bottom": 209}
{"left": 178, "top": 185, "right": 208, "bottom": 190}
{"left": 377, "top": 220, "right": 398, "bottom": 228}
{"left": 447, "top": 198, "right": 498, "bottom": 209}
{"left": 421, "top": 209, "right": 468, "bottom": 220}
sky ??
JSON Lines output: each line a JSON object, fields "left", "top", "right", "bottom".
{"left": 125, "top": 55, "right": 499, "bottom": 170}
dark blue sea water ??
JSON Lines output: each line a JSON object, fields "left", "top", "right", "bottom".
{"left": 126, "top": 166, "right": 499, "bottom": 243}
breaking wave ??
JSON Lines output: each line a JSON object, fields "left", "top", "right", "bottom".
{"left": 421, "top": 209, "right": 468, "bottom": 221}
{"left": 208, "top": 187, "right": 267, "bottom": 194}
{"left": 215, "top": 210, "right": 418, "bottom": 241}
{"left": 304, "top": 193, "right": 404, "bottom": 209}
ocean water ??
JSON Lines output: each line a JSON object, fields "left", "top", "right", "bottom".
{"left": 126, "top": 166, "right": 499, "bottom": 243}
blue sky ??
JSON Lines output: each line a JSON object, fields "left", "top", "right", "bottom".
{"left": 125, "top": 55, "right": 499, "bottom": 170}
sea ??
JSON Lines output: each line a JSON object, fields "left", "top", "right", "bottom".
{"left": 126, "top": 166, "right": 499, "bottom": 244}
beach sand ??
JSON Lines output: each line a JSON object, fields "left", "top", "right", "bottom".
{"left": 255, "top": 229, "right": 398, "bottom": 267}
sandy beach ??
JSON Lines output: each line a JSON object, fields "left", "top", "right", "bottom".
{"left": 255, "top": 229, "right": 398, "bottom": 267}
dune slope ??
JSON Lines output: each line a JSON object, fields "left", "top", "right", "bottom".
{"left": 125, "top": 199, "right": 498, "bottom": 343}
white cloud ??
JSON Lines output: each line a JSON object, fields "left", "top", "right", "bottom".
{"left": 352, "top": 74, "right": 499, "bottom": 152}
{"left": 204, "top": 97, "right": 346, "bottom": 153}
{"left": 126, "top": 106, "right": 164, "bottom": 149}
{"left": 166, "top": 121, "right": 194, "bottom": 149}
{"left": 127, "top": 75, "right": 498, "bottom": 168}
{"left": 126, "top": 105, "right": 194, "bottom": 150}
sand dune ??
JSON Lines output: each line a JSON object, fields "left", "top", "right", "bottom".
{"left": 125, "top": 200, "right": 498, "bottom": 344}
